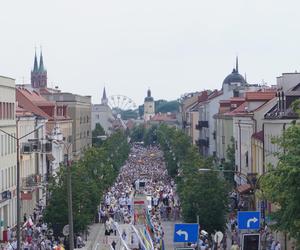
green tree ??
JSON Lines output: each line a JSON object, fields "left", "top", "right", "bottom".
{"left": 44, "top": 131, "right": 129, "bottom": 235}
{"left": 130, "top": 125, "right": 145, "bottom": 142}
{"left": 92, "top": 123, "right": 105, "bottom": 147}
{"left": 154, "top": 124, "right": 228, "bottom": 233}
{"left": 261, "top": 122, "right": 300, "bottom": 244}
{"left": 222, "top": 137, "right": 235, "bottom": 186}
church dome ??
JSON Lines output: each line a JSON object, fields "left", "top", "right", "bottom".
{"left": 223, "top": 69, "right": 246, "bottom": 85}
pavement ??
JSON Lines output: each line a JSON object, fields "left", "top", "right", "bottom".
{"left": 162, "top": 220, "right": 184, "bottom": 250}
{"left": 77, "top": 223, "right": 109, "bottom": 250}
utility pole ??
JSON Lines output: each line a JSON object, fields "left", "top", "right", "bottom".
{"left": 66, "top": 152, "right": 74, "bottom": 250}
{"left": 16, "top": 138, "right": 21, "bottom": 250}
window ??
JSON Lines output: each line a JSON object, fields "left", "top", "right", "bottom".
{"left": 0, "top": 102, "right": 2, "bottom": 119}
{"left": 5, "top": 134, "right": 7, "bottom": 155}
{"left": 222, "top": 136, "right": 225, "bottom": 144}
{"left": 245, "top": 151, "right": 249, "bottom": 167}
{"left": 87, "top": 116, "right": 89, "bottom": 123}
{"left": 1, "top": 135, "right": 3, "bottom": 156}
{"left": 96, "top": 114, "right": 100, "bottom": 120}
{"left": 8, "top": 136, "right": 10, "bottom": 154}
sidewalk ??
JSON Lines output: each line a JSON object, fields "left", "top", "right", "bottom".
{"left": 77, "top": 223, "right": 108, "bottom": 250}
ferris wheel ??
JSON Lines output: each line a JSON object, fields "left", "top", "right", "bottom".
{"left": 108, "top": 95, "right": 137, "bottom": 111}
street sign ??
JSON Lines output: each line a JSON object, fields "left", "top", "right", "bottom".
{"left": 174, "top": 223, "right": 199, "bottom": 243}
{"left": 242, "top": 233, "right": 260, "bottom": 250}
{"left": 238, "top": 211, "right": 260, "bottom": 230}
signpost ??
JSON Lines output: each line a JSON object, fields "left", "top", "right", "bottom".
{"left": 237, "top": 211, "right": 260, "bottom": 230}
{"left": 174, "top": 223, "right": 199, "bottom": 243}
{"left": 242, "top": 233, "right": 260, "bottom": 250}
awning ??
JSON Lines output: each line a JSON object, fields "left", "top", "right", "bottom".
{"left": 236, "top": 183, "right": 252, "bottom": 194}
{"left": 46, "top": 153, "right": 55, "bottom": 162}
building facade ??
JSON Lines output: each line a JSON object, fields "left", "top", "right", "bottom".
{"left": 0, "top": 76, "right": 17, "bottom": 241}
{"left": 43, "top": 92, "right": 92, "bottom": 159}
{"left": 16, "top": 108, "right": 38, "bottom": 219}
{"left": 92, "top": 88, "right": 115, "bottom": 134}
{"left": 144, "top": 89, "right": 155, "bottom": 121}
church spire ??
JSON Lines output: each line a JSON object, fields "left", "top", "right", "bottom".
{"left": 39, "top": 50, "right": 45, "bottom": 72}
{"left": 236, "top": 56, "right": 239, "bottom": 73}
{"left": 101, "top": 87, "right": 108, "bottom": 105}
{"left": 33, "top": 50, "right": 38, "bottom": 72}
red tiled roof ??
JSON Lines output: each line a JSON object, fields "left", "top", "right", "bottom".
{"left": 208, "top": 90, "right": 223, "bottom": 100}
{"left": 17, "top": 88, "right": 55, "bottom": 106}
{"left": 252, "top": 131, "right": 264, "bottom": 142}
{"left": 245, "top": 91, "right": 276, "bottom": 101}
{"left": 151, "top": 113, "right": 177, "bottom": 121}
{"left": 224, "top": 102, "right": 248, "bottom": 116}
{"left": 16, "top": 89, "right": 51, "bottom": 119}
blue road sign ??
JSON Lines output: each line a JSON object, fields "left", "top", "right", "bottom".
{"left": 238, "top": 211, "right": 260, "bottom": 230}
{"left": 174, "top": 223, "right": 199, "bottom": 243}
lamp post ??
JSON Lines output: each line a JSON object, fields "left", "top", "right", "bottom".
{"left": 61, "top": 141, "right": 74, "bottom": 250}
{"left": 0, "top": 123, "right": 44, "bottom": 250}
{"left": 59, "top": 135, "right": 104, "bottom": 250}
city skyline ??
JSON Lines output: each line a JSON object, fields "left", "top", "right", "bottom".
{"left": 1, "top": 0, "right": 300, "bottom": 105}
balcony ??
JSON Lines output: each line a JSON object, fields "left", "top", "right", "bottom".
{"left": 22, "top": 174, "right": 41, "bottom": 189}
{"left": 195, "top": 120, "right": 209, "bottom": 130}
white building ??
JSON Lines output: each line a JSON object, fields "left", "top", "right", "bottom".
{"left": 92, "top": 88, "right": 114, "bottom": 134}
{"left": 0, "top": 76, "right": 17, "bottom": 241}
{"left": 144, "top": 89, "right": 155, "bottom": 121}
{"left": 198, "top": 58, "right": 249, "bottom": 156}
{"left": 276, "top": 72, "right": 300, "bottom": 91}
{"left": 232, "top": 92, "right": 276, "bottom": 185}
{"left": 16, "top": 108, "right": 38, "bottom": 219}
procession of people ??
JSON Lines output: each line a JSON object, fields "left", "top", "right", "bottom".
{"left": 99, "top": 143, "right": 180, "bottom": 249}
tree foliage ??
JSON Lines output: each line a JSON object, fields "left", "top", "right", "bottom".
{"left": 44, "top": 130, "right": 130, "bottom": 235}
{"left": 222, "top": 137, "right": 235, "bottom": 187}
{"left": 130, "top": 124, "right": 146, "bottom": 142}
{"left": 261, "top": 122, "right": 300, "bottom": 244}
{"left": 92, "top": 123, "right": 105, "bottom": 147}
{"left": 148, "top": 124, "right": 228, "bottom": 233}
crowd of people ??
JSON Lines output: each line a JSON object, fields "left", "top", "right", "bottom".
{"left": 99, "top": 144, "right": 180, "bottom": 249}
{"left": 1, "top": 199, "right": 68, "bottom": 250}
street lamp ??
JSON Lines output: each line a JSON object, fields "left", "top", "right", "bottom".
{"left": 0, "top": 123, "right": 44, "bottom": 250}
{"left": 59, "top": 135, "right": 105, "bottom": 250}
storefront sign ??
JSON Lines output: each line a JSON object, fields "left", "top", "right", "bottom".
{"left": 21, "top": 192, "right": 33, "bottom": 200}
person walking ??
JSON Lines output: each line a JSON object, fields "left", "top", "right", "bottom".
{"left": 230, "top": 241, "right": 239, "bottom": 250}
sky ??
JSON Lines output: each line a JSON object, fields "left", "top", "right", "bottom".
{"left": 1, "top": 0, "right": 300, "bottom": 106}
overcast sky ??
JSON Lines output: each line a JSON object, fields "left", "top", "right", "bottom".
{"left": 1, "top": 0, "right": 300, "bottom": 106}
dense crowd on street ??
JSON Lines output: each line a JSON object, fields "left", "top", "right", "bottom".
{"left": 99, "top": 143, "right": 180, "bottom": 249}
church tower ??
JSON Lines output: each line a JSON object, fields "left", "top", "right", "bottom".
{"left": 143, "top": 89, "right": 155, "bottom": 121}
{"left": 31, "top": 50, "right": 47, "bottom": 88}
{"left": 101, "top": 87, "right": 108, "bottom": 105}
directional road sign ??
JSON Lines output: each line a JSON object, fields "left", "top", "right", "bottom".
{"left": 238, "top": 211, "right": 260, "bottom": 230}
{"left": 174, "top": 223, "right": 199, "bottom": 243}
